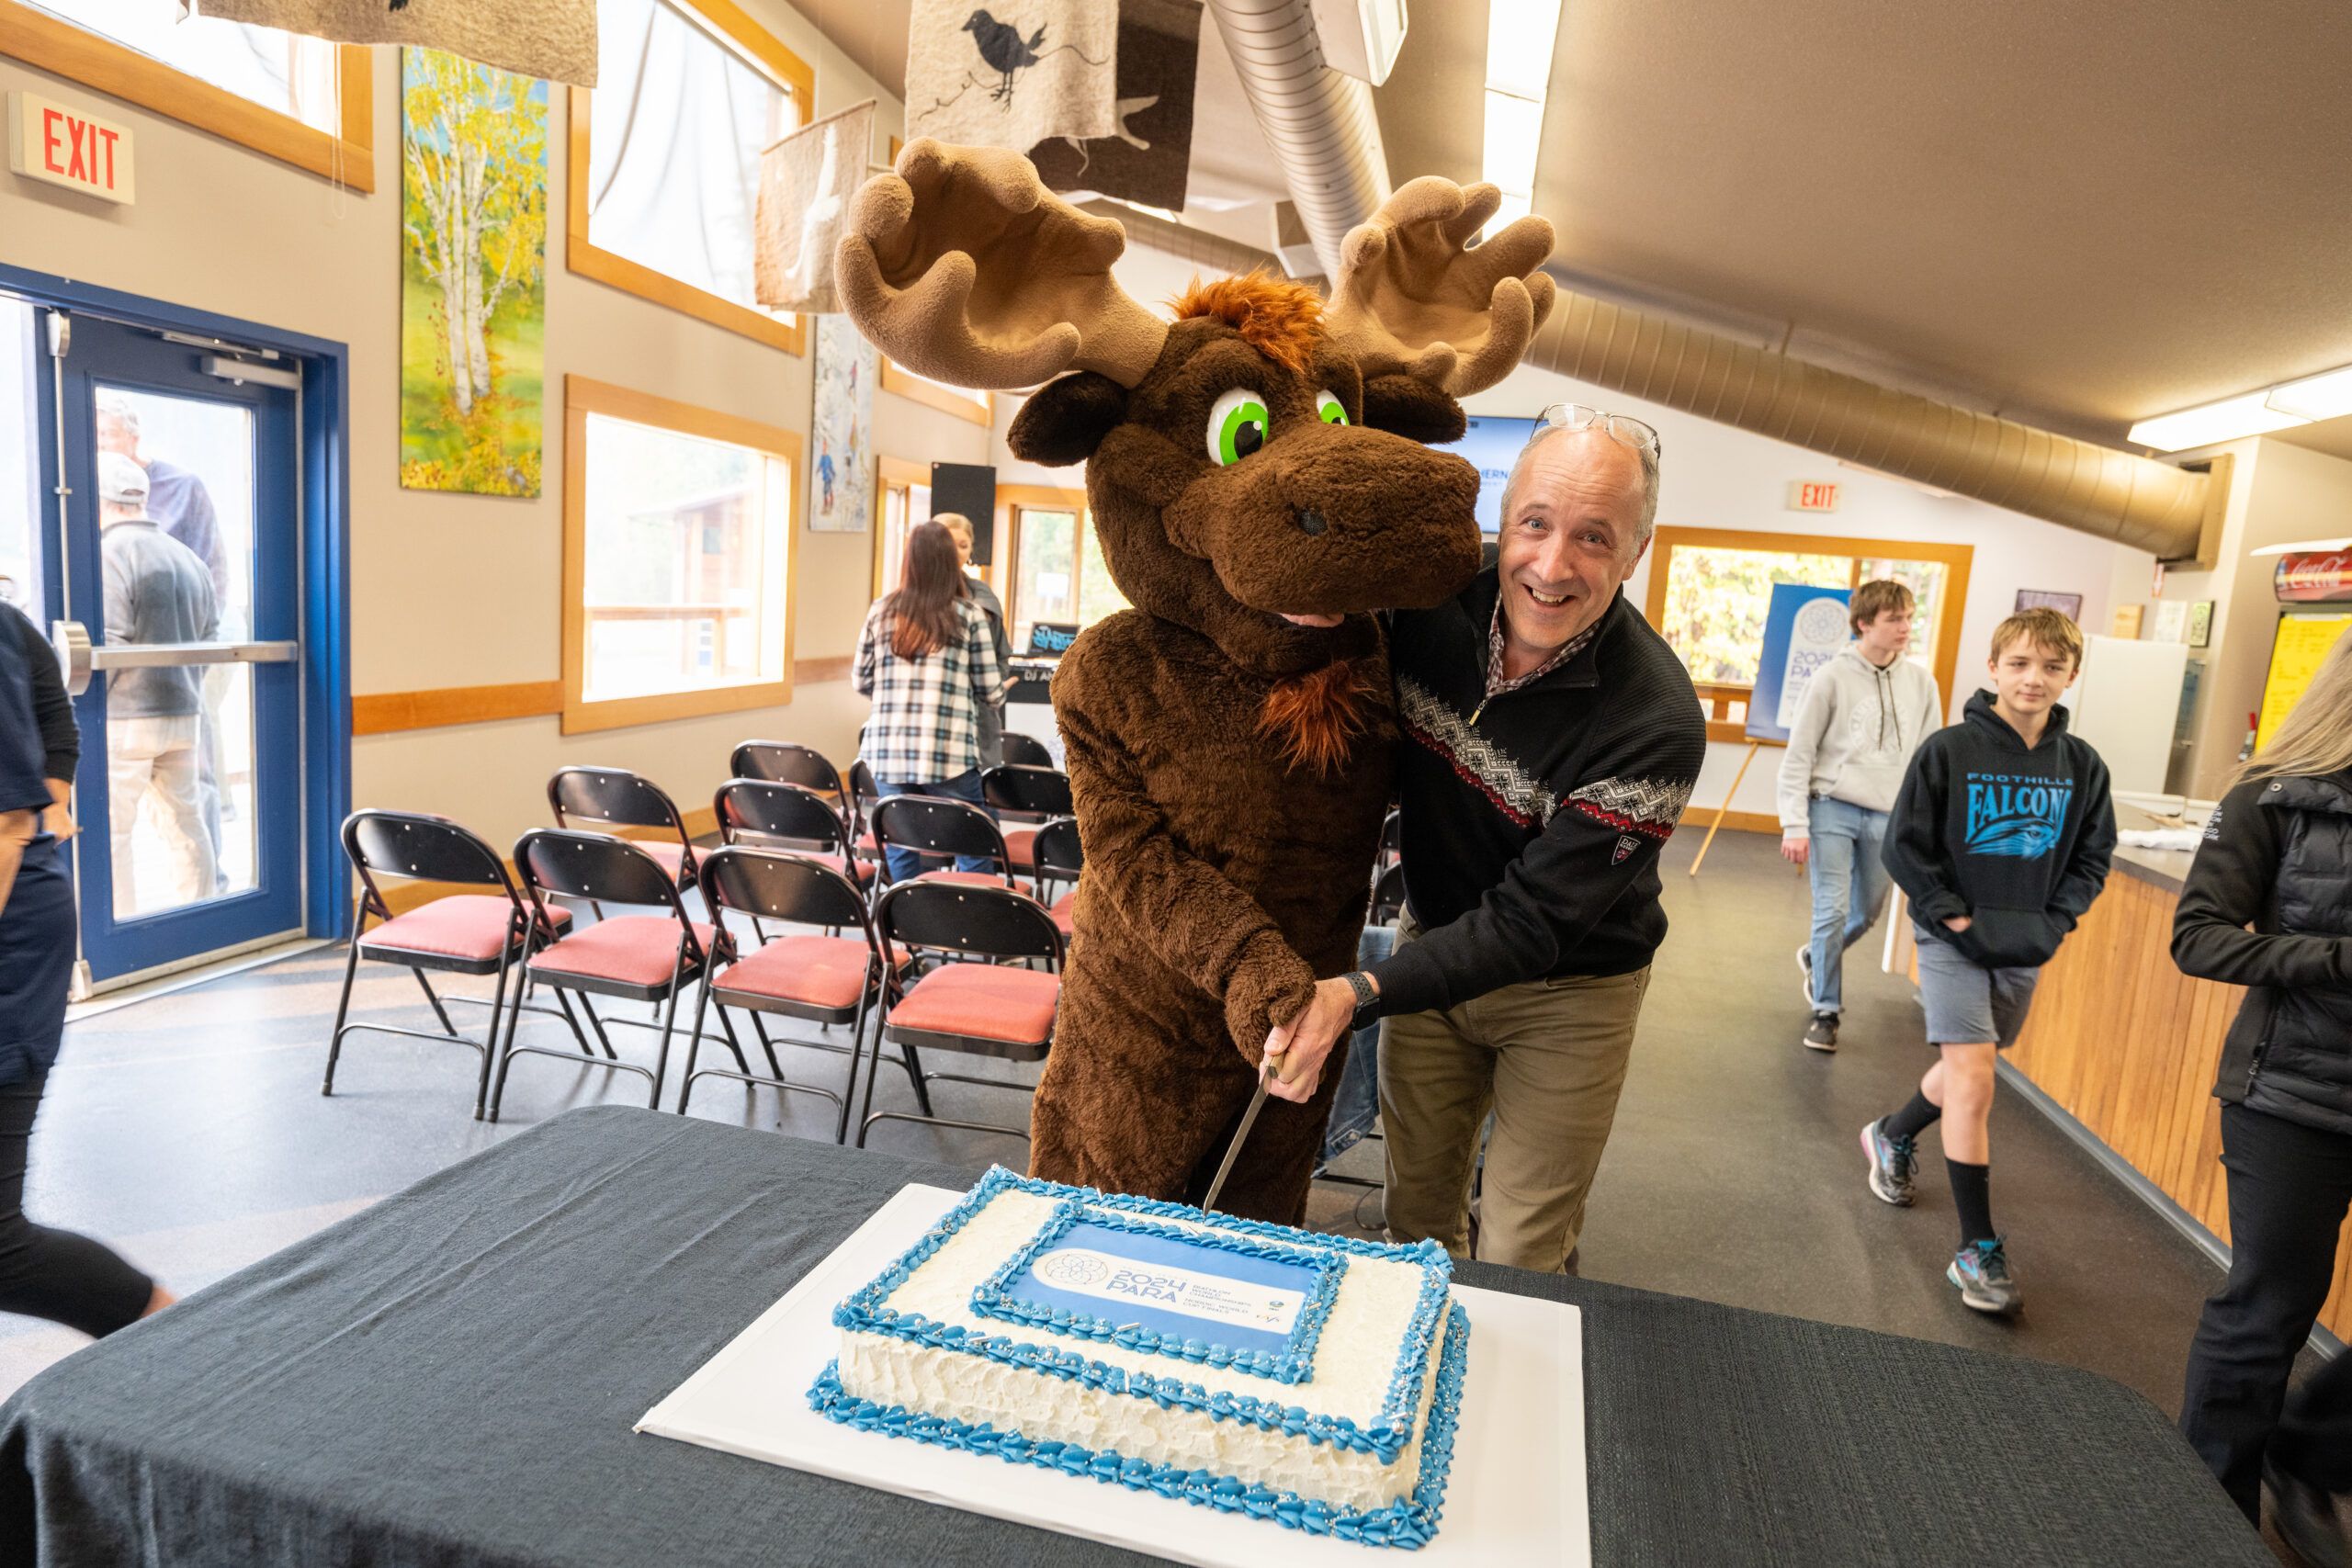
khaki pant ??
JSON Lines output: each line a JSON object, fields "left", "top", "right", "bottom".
{"left": 1377, "top": 912, "right": 1650, "bottom": 1271}
{"left": 107, "top": 714, "right": 215, "bottom": 914}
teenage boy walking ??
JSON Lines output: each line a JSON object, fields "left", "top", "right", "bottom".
{"left": 1777, "top": 580, "right": 1944, "bottom": 1052}
{"left": 1861, "top": 607, "right": 2116, "bottom": 1315}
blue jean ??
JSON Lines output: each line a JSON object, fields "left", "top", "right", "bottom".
{"left": 1319, "top": 923, "right": 1396, "bottom": 1167}
{"left": 875, "top": 771, "right": 995, "bottom": 885}
{"left": 1805, "top": 796, "right": 1891, "bottom": 1016}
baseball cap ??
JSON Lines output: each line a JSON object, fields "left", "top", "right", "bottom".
{"left": 97, "top": 452, "right": 151, "bottom": 505}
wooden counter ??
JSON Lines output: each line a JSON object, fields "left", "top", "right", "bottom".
{"left": 1904, "top": 851, "right": 2352, "bottom": 1340}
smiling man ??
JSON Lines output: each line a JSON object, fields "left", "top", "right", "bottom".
{"left": 1264, "top": 404, "right": 1706, "bottom": 1272}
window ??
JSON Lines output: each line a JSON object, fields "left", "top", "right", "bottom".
{"left": 0, "top": 302, "right": 38, "bottom": 612}
{"left": 1004, "top": 487, "right": 1128, "bottom": 652}
{"left": 873, "top": 456, "right": 931, "bottom": 599}
{"left": 879, "top": 359, "right": 992, "bottom": 426}
{"left": 1643, "top": 526, "right": 1973, "bottom": 739}
{"left": 562, "top": 377, "right": 799, "bottom": 733}
{"left": 0, "top": 2, "right": 372, "bottom": 186}
{"left": 567, "top": 0, "right": 812, "bottom": 352}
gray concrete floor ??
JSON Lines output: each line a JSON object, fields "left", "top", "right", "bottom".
{"left": 0, "top": 830, "right": 2265, "bottom": 1431}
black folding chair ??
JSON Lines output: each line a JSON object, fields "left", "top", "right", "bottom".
{"left": 713, "top": 777, "right": 875, "bottom": 889}
{"left": 860, "top": 880, "right": 1063, "bottom": 1151}
{"left": 548, "top": 766, "right": 700, "bottom": 896}
{"left": 679, "top": 848, "right": 927, "bottom": 1141}
{"left": 730, "top": 741, "right": 853, "bottom": 837}
{"left": 1031, "top": 816, "right": 1083, "bottom": 938}
{"left": 848, "top": 760, "right": 881, "bottom": 863}
{"left": 1377, "top": 807, "right": 1403, "bottom": 873}
{"left": 981, "top": 763, "right": 1074, "bottom": 880}
{"left": 323, "top": 810, "right": 582, "bottom": 1119}
{"left": 1001, "top": 731, "right": 1055, "bottom": 769}
{"left": 488, "top": 829, "right": 742, "bottom": 1122}
{"left": 1369, "top": 861, "right": 1407, "bottom": 926}
{"left": 869, "top": 794, "right": 1016, "bottom": 889}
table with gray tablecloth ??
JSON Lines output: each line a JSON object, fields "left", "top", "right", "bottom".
{"left": 0, "top": 1107, "right": 2266, "bottom": 1565}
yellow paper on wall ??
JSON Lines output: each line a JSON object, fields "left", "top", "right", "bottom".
{"left": 2256, "top": 613, "right": 2352, "bottom": 750}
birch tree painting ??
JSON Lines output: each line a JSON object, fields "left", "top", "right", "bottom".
{"left": 400, "top": 48, "right": 548, "bottom": 496}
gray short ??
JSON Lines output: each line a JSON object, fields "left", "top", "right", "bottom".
{"left": 1913, "top": 927, "right": 2041, "bottom": 1048}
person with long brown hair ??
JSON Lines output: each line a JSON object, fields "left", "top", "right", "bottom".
{"left": 854, "top": 520, "right": 1008, "bottom": 884}
{"left": 2175, "top": 627, "right": 2352, "bottom": 1557}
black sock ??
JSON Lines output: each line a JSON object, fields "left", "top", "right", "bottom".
{"left": 1882, "top": 1091, "right": 1940, "bottom": 1142}
{"left": 1949, "top": 1159, "right": 1994, "bottom": 1247}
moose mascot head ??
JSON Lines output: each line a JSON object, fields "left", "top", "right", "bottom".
{"left": 838, "top": 141, "right": 1555, "bottom": 1222}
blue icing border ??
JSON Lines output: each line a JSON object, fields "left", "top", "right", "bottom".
{"left": 809, "top": 1299, "right": 1472, "bottom": 1551}
{"left": 968, "top": 1198, "right": 1347, "bottom": 1386}
{"left": 831, "top": 1167, "right": 1452, "bottom": 1461}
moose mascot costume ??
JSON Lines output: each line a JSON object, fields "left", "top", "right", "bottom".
{"left": 837, "top": 141, "right": 1557, "bottom": 1224}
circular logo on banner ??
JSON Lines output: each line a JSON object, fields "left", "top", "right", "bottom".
{"left": 1795, "top": 597, "right": 1849, "bottom": 645}
{"left": 1039, "top": 1250, "right": 1110, "bottom": 1288}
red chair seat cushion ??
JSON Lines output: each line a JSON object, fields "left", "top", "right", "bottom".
{"left": 360, "top": 896, "right": 571, "bottom": 963}
{"left": 713, "top": 935, "right": 897, "bottom": 1010}
{"left": 855, "top": 829, "right": 880, "bottom": 858}
{"left": 913, "top": 870, "right": 1013, "bottom": 889}
{"left": 628, "top": 840, "right": 695, "bottom": 885}
{"left": 528, "top": 915, "right": 717, "bottom": 989}
{"left": 1003, "top": 827, "right": 1037, "bottom": 870}
{"left": 889, "top": 963, "right": 1059, "bottom": 1046}
{"left": 810, "top": 850, "right": 876, "bottom": 885}
{"left": 1049, "top": 891, "right": 1077, "bottom": 937}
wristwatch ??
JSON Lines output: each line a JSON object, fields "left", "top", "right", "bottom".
{"left": 1343, "top": 970, "right": 1382, "bottom": 1031}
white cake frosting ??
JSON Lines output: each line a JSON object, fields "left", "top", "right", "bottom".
{"left": 809, "top": 1167, "right": 1469, "bottom": 1550}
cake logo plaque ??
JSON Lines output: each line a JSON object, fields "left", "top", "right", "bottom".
{"left": 1028, "top": 1245, "right": 1307, "bottom": 1335}
{"left": 1039, "top": 1250, "right": 1112, "bottom": 1289}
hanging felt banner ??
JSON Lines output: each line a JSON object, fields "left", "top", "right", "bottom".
{"left": 754, "top": 100, "right": 875, "bottom": 315}
{"left": 187, "top": 0, "right": 598, "bottom": 88}
{"left": 905, "top": 0, "right": 1116, "bottom": 154}
{"left": 1028, "top": 0, "right": 1201, "bottom": 210}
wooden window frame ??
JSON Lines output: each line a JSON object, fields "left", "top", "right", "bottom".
{"left": 0, "top": 2, "right": 374, "bottom": 188}
{"left": 561, "top": 374, "right": 803, "bottom": 734}
{"left": 564, "top": 0, "right": 812, "bottom": 355}
{"left": 999, "top": 483, "right": 1091, "bottom": 642}
{"left": 1642, "top": 525, "right": 1975, "bottom": 742}
{"left": 879, "top": 358, "right": 993, "bottom": 426}
{"left": 872, "top": 454, "right": 932, "bottom": 600}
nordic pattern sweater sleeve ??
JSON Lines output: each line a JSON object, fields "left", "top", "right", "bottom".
{"left": 2174, "top": 779, "right": 2352, "bottom": 989}
{"left": 1882, "top": 733, "right": 1968, "bottom": 924}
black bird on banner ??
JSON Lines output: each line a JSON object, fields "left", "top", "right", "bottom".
{"left": 964, "top": 9, "right": 1047, "bottom": 102}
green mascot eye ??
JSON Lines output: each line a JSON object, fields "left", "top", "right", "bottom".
{"left": 1207, "top": 388, "right": 1271, "bottom": 466}
{"left": 1317, "top": 389, "right": 1349, "bottom": 425}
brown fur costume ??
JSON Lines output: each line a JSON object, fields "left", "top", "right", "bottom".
{"left": 836, "top": 141, "right": 1555, "bottom": 1223}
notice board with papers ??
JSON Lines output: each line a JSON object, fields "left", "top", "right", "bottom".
{"left": 2256, "top": 612, "right": 2352, "bottom": 751}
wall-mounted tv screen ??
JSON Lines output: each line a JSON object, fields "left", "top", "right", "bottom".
{"left": 1431, "top": 415, "right": 1540, "bottom": 533}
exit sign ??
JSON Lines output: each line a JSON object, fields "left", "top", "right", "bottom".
{"left": 1788, "top": 480, "right": 1839, "bottom": 512}
{"left": 8, "top": 91, "right": 134, "bottom": 205}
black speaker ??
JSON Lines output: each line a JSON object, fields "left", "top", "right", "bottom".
{"left": 930, "top": 463, "right": 997, "bottom": 567}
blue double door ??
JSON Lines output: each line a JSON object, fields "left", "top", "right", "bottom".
{"left": 33, "top": 309, "right": 306, "bottom": 986}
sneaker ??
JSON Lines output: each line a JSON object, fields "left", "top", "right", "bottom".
{"left": 1804, "top": 1012, "right": 1839, "bottom": 1053}
{"left": 1860, "top": 1117, "right": 1916, "bottom": 1205}
{"left": 1947, "top": 1238, "right": 2022, "bottom": 1316}
{"left": 1795, "top": 945, "right": 1814, "bottom": 1007}
{"left": 2266, "top": 1459, "right": 2352, "bottom": 1568}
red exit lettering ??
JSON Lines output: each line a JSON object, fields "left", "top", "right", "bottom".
{"left": 38, "top": 106, "right": 121, "bottom": 191}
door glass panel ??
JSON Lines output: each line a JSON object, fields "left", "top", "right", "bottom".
{"left": 0, "top": 303, "right": 38, "bottom": 612}
{"left": 1012, "top": 507, "right": 1078, "bottom": 651}
{"left": 1077, "top": 518, "right": 1129, "bottom": 626}
{"left": 92, "top": 387, "right": 254, "bottom": 920}
{"left": 876, "top": 479, "right": 929, "bottom": 598}
{"left": 1657, "top": 545, "right": 1850, "bottom": 685}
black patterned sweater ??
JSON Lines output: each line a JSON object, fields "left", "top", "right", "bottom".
{"left": 1366, "top": 574, "right": 1708, "bottom": 1017}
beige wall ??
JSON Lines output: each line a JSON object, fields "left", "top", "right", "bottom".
{"left": 0, "top": 5, "right": 982, "bottom": 853}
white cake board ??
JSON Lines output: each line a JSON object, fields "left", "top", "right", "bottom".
{"left": 638, "top": 1185, "right": 1589, "bottom": 1567}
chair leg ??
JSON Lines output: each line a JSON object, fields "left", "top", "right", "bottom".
{"left": 676, "top": 984, "right": 716, "bottom": 1115}
{"left": 412, "top": 968, "right": 459, "bottom": 1038}
{"left": 578, "top": 996, "right": 619, "bottom": 1059}
{"left": 836, "top": 988, "right": 871, "bottom": 1145}
{"left": 856, "top": 994, "right": 891, "bottom": 1148}
{"left": 322, "top": 930, "right": 366, "bottom": 1096}
{"left": 472, "top": 953, "right": 514, "bottom": 1120}
{"left": 550, "top": 989, "right": 596, "bottom": 1055}
{"left": 715, "top": 1005, "right": 752, "bottom": 1075}
{"left": 486, "top": 986, "right": 530, "bottom": 1125}
{"left": 647, "top": 987, "right": 684, "bottom": 1111}
{"left": 748, "top": 1012, "right": 784, "bottom": 1079}
{"left": 901, "top": 1043, "right": 934, "bottom": 1119}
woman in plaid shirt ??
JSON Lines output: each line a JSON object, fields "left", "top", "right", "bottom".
{"left": 855, "top": 521, "right": 1010, "bottom": 883}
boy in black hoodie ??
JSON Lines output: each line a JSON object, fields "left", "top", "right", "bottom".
{"left": 1861, "top": 607, "right": 2116, "bottom": 1315}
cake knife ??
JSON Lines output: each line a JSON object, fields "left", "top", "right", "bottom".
{"left": 1200, "top": 1053, "right": 1278, "bottom": 1214}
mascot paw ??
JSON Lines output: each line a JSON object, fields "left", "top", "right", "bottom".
{"left": 1224, "top": 947, "right": 1318, "bottom": 1065}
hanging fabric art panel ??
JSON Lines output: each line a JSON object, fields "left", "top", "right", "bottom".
{"left": 905, "top": 0, "right": 1115, "bottom": 154}
{"left": 186, "top": 0, "right": 599, "bottom": 87}
{"left": 1027, "top": 0, "right": 1202, "bottom": 210}
{"left": 754, "top": 100, "right": 876, "bottom": 315}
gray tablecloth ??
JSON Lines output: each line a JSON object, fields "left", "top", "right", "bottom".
{"left": 0, "top": 1107, "right": 2264, "bottom": 1566}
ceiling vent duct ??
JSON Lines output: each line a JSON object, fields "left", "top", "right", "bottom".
{"left": 1522, "top": 288, "right": 2222, "bottom": 562}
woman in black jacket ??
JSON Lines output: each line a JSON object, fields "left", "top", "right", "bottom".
{"left": 2175, "top": 629, "right": 2352, "bottom": 1555}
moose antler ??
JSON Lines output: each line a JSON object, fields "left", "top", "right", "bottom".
{"left": 1323, "top": 179, "right": 1557, "bottom": 398}
{"left": 833, "top": 139, "right": 1170, "bottom": 390}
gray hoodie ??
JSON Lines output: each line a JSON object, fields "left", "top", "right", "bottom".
{"left": 1775, "top": 645, "right": 1945, "bottom": 833}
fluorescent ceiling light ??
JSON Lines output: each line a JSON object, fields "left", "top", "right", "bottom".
{"left": 1482, "top": 92, "right": 1542, "bottom": 198}
{"left": 2128, "top": 392, "right": 2310, "bottom": 453}
{"left": 2267, "top": 365, "right": 2352, "bottom": 422}
{"left": 1487, "top": 0, "right": 1563, "bottom": 102}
